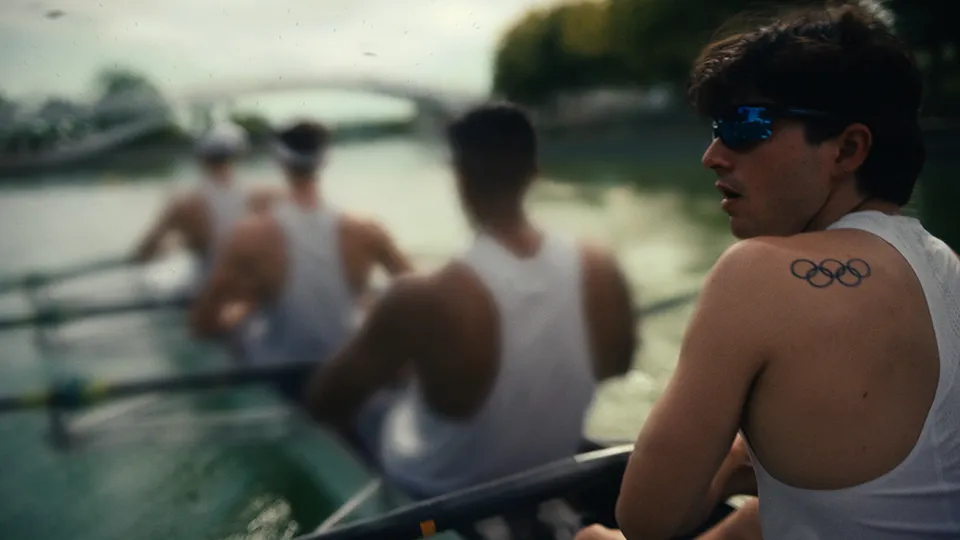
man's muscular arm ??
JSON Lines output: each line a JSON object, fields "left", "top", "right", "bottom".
{"left": 367, "top": 220, "right": 414, "bottom": 277}
{"left": 582, "top": 244, "right": 639, "bottom": 380}
{"left": 130, "top": 197, "right": 185, "bottom": 263}
{"left": 189, "top": 216, "right": 274, "bottom": 339}
{"left": 616, "top": 240, "right": 773, "bottom": 540}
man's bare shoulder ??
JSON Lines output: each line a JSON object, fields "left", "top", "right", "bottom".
{"left": 377, "top": 260, "right": 480, "bottom": 318}
{"left": 247, "top": 186, "right": 287, "bottom": 213}
{"left": 339, "top": 213, "right": 392, "bottom": 238}
{"left": 720, "top": 233, "right": 881, "bottom": 291}
{"left": 227, "top": 212, "right": 281, "bottom": 252}
{"left": 697, "top": 238, "right": 806, "bottom": 317}
{"left": 369, "top": 271, "right": 447, "bottom": 328}
{"left": 171, "top": 190, "right": 205, "bottom": 216}
{"left": 701, "top": 235, "right": 883, "bottom": 328}
{"left": 575, "top": 240, "right": 624, "bottom": 277}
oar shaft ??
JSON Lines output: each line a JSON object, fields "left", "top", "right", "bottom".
{"left": 0, "top": 360, "right": 316, "bottom": 413}
{"left": 0, "top": 256, "right": 129, "bottom": 293}
{"left": 0, "top": 294, "right": 191, "bottom": 331}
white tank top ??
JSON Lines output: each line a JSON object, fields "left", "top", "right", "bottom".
{"left": 746, "top": 210, "right": 960, "bottom": 539}
{"left": 251, "top": 201, "right": 356, "bottom": 367}
{"left": 197, "top": 180, "right": 246, "bottom": 287}
{"left": 378, "top": 232, "right": 598, "bottom": 497}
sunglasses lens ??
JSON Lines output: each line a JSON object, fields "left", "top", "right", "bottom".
{"left": 712, "top": 107, "right": 774, "bottom": 151}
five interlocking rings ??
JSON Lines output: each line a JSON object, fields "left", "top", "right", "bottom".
{"left": 790, "top": 258, "right": 872, "bottom": 288}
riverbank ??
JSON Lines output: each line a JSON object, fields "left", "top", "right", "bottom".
{"left": 0, "top": 117, "right": 418, "bottom": 181}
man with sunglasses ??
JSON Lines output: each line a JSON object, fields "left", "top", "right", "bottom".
{"left": 579, "top": 4, "right": 960, "bottom": 540}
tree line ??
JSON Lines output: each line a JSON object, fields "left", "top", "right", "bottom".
{"left": 0, "top": 67, "right": 419, "bottom": 160}
{"left": 0, "top": 68, "right": 276, "bottom": 157}
{"left": 492, "top": 0, "right": 960, "bottom": 116}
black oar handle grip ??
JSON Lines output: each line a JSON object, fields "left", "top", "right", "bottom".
{"left": 303, "top": 446, "right": 634, "bottom": 540}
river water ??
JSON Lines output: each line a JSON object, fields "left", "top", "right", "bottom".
{"left": 0, "top": 132, "right": 938, "bottom": 538}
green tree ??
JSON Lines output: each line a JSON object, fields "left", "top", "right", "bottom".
{"left": 92, "top": 67, "right": 173, "bottom": 128}
{"left": 887, "top": 0, "right": 960, "bottom": 114}
{"left": 493, "top": 1, "right": 626, "bottom": 105}
{"left": 0, "top": 93, "right": 16, "bottom": 118}
{"left": 228, "top": 111, "right": 274, "bottom": 143}
{"left": 606, "top": 0, "right": 828, "bottom": 88}
{"left": 493, "top": 8, "right": 556, "bottom": 104}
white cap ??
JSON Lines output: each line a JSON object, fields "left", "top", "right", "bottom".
{"left": 195, "top": 121, "right": 250, "bottom": 159}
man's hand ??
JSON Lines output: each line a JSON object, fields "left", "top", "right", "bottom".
{"left": 575, "top": 524, "right": 627, "bottom": 540}
{"left": 219, "top": 301, "right": 253, "bottom": 331}
{"left": 720, "top": 435, "right": 755, "bottom": 499}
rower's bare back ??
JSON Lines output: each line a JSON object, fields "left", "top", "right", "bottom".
{"left": 744, "top": 228, "right": 940, "bottom": 490}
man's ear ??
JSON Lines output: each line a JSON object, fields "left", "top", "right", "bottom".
{"left": 833, "top": 123, "right": 872, "bottom": 177}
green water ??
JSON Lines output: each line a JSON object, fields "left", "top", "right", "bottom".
{"left": 0, "top": 134, "right": 953, "bottom": 539}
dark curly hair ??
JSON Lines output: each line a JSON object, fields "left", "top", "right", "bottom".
{"left": 688, "top": 2, "right": 925, "bottom": 206}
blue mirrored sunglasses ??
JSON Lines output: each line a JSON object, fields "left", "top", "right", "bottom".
{"left": 711, "top": 105, "right": 831, "bottom": 151}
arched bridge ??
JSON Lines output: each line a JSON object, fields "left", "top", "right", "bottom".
{"left": 176, "top": 74, "right": 482, "bottom": 118}
{"left": 0, "top": 74, "right": 485, "bottom": 175}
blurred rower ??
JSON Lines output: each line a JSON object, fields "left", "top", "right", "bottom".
{"left": 130, "top": 121, "right": 283, "bottom": 290}
{"left": 189, "top": 119, "right": 412, "bottom": 439}
{"left": 305, "top": 103, "right": 639, "bottom": 497}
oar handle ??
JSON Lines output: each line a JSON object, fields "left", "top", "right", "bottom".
{"left": 301, "top": 445, "right": 634, "bottom": 540}
{"left": 0, "top": 360, "right": 317, "bottom": 413}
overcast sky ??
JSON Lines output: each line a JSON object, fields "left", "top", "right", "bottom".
{"left": 0, "top": 0, "right": 558, "bottom": 115}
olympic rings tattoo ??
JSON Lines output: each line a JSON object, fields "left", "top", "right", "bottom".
{"left": 790, "top": 258, "right": 871, "bottom": 288}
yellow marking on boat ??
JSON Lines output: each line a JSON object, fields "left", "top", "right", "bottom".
{"left": 84, "top": 381, "right": 111, "bottom": 402}
{"left": 419, "top": 520, "right": 437, "bottom": 536}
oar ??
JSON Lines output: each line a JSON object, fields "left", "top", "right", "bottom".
{"left": 0, "top": 256, "right": 130, "bottom": 294}
{"left": 0, "top": 293, "right": 192, "bottom": 331}
{"left": 0, "top": 359, "right": 316, "bottom": 413}
{"left": 0, "top": 290, "right": 701, "bottom": 408}
{"left": 298, "top": 445, "right": 634, "bottom": 540}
